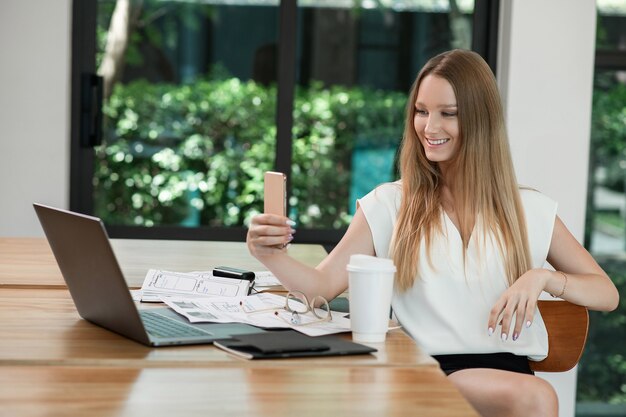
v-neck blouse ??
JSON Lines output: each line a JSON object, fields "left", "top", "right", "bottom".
{"left": 357, "top": 181, "right": 557, "bottom": 361}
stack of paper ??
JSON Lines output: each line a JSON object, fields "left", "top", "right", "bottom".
{"left": 134, "top": 269, "right": 253, "bottom": 302}
{"left": 160, "top": 292, "right": 352, "bottom": 337}
{"left": 131, "top": 269, "right": 347, "bottom": 337}
{"left": 251, "top": 270, "right": 284, "bottom": 290}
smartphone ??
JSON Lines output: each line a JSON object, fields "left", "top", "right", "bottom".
{"left": 264, "top": 171, "right": 286, "bottom": 216}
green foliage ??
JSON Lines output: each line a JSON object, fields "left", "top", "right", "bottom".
{"left": 577, "top": 258, "right": 626, "bottom": 404}
{"left": 290, "top": 82, "right": 405, "bottom": 228}
{"left": 590, "top": 80, "right": 626, "bottom": 192}
{"left": 96, "top": 0, "right": 214, "bottom": 74}
{"left": 94, "top": 78, "right": 405, "bottom": 228}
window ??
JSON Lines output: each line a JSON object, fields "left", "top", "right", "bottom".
{"left": 577, "top": 2, "right": 626, "bottom": 415}
{"left": 71, "top": 0, "right": 495, "bottom": 245}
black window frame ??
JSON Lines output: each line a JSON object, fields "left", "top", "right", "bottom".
{"left": 70, "top": 0, "right": 500, "bottom": 246}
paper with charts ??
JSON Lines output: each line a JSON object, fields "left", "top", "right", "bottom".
{"left": 251, "top": 270, "right": 283, "bottom": 289}
{"left": 160, "top": 292, "right": 352, "bottom": 337}
{"left": 137, "top": 269, "right": 252, "bottom": 302}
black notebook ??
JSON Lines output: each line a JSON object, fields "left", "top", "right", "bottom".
{"left": 214, "top": 330, "right": 377, "bottom": 359}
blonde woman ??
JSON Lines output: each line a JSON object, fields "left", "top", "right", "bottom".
{"left": 246, "top": 49, "right": 619, "bottom": 417}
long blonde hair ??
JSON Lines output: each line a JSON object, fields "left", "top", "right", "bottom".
{"left": 392, "top": 49, "right": 531, "bottom": 292}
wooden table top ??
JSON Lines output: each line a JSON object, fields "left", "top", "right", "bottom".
{"left": 0, "top": 237, "right": 327, "bottom": 288}
{"left": 0, "top": 288, "right": 437, "bottom": 368}
{"left": 0, "top": 365, "right": 479, "bottom": 417}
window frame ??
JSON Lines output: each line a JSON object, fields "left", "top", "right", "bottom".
{"left": 70, "top": 0, "right": 499, "bottom": 246}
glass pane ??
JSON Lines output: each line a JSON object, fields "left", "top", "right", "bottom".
{"left": 95, "top": 0, "right": 278, "bottom": 227}
{"left": 290, "top": 1, "right": 474, "bottom": 229}
{"left": 578, "top": 7, "right": 626, "bottom": 416}
{"left": 597, "top": 0, "right": 626, "bottom": 51}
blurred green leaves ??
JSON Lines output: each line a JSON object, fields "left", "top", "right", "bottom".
{"left": 94, "top": 77, "right": 405, "bottom": 229}
{"left": 577, "top": 258, "right": 626, "bottom": 404}
{"left": 589, "top": 79, "right": 626, "bottom": 191}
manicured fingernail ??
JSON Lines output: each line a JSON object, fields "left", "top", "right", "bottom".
{"left": 488, "top": 327, "right": 493, "bottom": 336}
{"left": 501, "top": 333, "right": 508, "bottom": 341}
{"left": 512, "top": 333, "right": 518, "bottom": 341}
{"left": 287, "top": 235, "right": 294, "bottom": 241}
{"left": 286, "top": 220, "right": 296, "bottom": 226}
{"left": 526, "top": 320, "right": 532, "bottom": 328}
{"left": 289, "top": 228, "right": 296, "bottom": 234}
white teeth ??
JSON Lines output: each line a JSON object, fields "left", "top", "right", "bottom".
{"left": 427, "top": 138, "right": 449, "bottom": 145}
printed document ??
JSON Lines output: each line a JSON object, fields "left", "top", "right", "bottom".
{"left": 252, "top": 271, "right": 283, "bottom": 289}
{"left": 137, "top": 269, "right": 252, "bottom": 302}
{"left": 160, "top": 293, "right": 351, "bottom": 337}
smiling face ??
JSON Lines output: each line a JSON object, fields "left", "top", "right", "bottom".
{"left": 413, "top": 75, "right": 460, "bottom": 166}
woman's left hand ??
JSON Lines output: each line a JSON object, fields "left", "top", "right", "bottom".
{"left": 487, "top": 269, "right": 550, "bottom": 341}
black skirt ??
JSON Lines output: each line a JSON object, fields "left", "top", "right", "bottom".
{"left": 433, "top": 353, "right": 534, "bottom": 376}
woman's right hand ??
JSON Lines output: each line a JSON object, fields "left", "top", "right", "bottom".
{"left": 246, "top": 214, "right": 296, "bottom": 259}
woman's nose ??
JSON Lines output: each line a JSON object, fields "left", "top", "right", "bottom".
{"left": 425, "top": 115, "right": 441, "bottom": 134}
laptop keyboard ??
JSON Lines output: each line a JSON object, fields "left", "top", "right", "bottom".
{"left": 140, "top": 310, "right": 212, "bottom": 338}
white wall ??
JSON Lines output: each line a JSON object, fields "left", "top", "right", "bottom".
{"left": 500, "top": 0, "right": 595, "bottom": 240}
{"left": 0, "top": 0, "right": 72, "bottom": 237}
{"left": 498, "top": 1, "right": 597, "bottom": 417}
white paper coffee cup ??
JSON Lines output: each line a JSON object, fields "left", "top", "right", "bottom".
{"left": 347, "top": 255, "right": 396, "bottom": 343}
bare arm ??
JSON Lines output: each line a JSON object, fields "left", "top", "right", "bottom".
{"left": 545, "top": 216, "right": 619, "bottom": 311}
{"left": 246, "top": 208, "right": 376, "bottom": 301}
{"left": 488, "top": 215, "right": 619, "bottom": 341}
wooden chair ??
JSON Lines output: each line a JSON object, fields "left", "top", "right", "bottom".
{"left": 529, "top": 300, "right": 589, "bottom": 372}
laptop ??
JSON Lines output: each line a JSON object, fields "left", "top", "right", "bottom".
{"left": 33, "top": 203, "right": 263, "bottom": 347}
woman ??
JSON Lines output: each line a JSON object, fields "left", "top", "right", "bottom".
{"left": 246, "top": 49, "right": 619, "bottom": 417}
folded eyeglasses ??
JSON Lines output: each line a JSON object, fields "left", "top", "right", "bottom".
{"left": 240, "top": 290, "right": 332, "bottom": 326}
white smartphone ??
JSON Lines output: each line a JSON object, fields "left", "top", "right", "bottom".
{"left": 264, "top": 171, "right": 287, "bottom": 216}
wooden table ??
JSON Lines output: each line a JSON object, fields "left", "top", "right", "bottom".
{"left": 0, "top": 237, "right": 479, "bottom": 416}
{"left": 0, "top": 366, "right": 476, "bottom": 417}
{"left": 0, "top": 288, "right": 436, "bottom": 368}
{"left": 0, "top": 237, "right": 328, "bottom": 288}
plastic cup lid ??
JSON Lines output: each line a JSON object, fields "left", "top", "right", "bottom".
{"left": 346, "top": 254, "right": 396, "bottom": 272}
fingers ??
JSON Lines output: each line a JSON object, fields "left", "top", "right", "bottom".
{"left": 524, "top": 299, "right": 536, "bottom": 331}
{"left": 487, "top": 270, "right": 544, "bottom": 342}
{"left": 487, "top": 298, "right": 506, "bottom": 337}
{"left": 488, "top": 295, "right": 536, "bottom": 342}
{"left": 249, "top": 224, "right": 293, "bottom": 244}
{"left": 250, "top": 213, "right": 295, "bottom": 227}
{"left": 498, "top": 299, "right": 516, "bottom": 341}
{"left": 247, "top": 214, "right": 295, "bottom": 256}
{"left": 511, "top": 298, "right": 528, "bottom": 341}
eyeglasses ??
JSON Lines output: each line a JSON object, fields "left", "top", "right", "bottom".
{"left": 240, "top": 290, "right": 332, "bottom": 326}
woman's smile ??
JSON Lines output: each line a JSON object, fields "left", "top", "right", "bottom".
{"left": 425, "top": 137, "right": 450, "bottom": 146}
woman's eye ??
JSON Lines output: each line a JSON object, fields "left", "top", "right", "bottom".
{"left": 415, "top": 109, "right": 428, "bottom": 116}
{"left": 442, "top": 112, "right": 457, "bottom": 117}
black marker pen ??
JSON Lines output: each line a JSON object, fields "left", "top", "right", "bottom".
{"left": 212, "top": 266, "right": 255, "bottom": 281}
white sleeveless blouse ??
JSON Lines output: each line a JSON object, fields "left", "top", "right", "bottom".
{"left": 357, "top": 181, "right": 556, "bottom": 361}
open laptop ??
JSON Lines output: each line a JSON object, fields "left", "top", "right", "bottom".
{"left": 33, "top": 203, "right": 263, "bottom": 347}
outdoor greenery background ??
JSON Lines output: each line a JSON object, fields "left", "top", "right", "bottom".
{"left": 95, "top": 76, "right": 405, "bottom": 228}
{"left": 577, "top": 259, "right": 626, "bottom": 404}
{"left": 575, "top": 15, "right": 626, "bottom": 407}
{"left": 577, "top": 75, "right": 626, "bottom": 405}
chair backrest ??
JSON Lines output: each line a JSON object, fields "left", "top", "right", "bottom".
{"left": 529, "top": 300, "right": 589, "bottom": 372}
